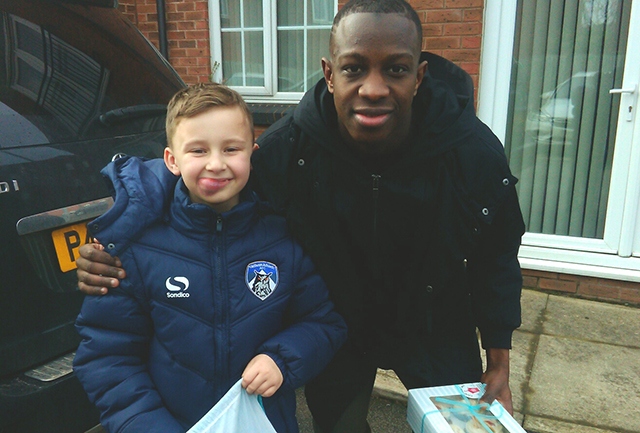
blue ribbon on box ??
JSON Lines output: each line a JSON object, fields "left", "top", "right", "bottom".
{"left": 419, "top": 385, "right": 504, "bottom": 433}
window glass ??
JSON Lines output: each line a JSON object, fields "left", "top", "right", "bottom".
{"left": 278, "top": 0, "right": 303, "bottom": 26}
{"left": 217, "top": 0, "right": 335, "bottom": 98}
{"left": 504, "top": 0, "right": 631, "bottom": 238}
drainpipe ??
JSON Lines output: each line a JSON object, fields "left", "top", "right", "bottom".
{"left": 156, "top": 0, "right": 169, "bottom": 60}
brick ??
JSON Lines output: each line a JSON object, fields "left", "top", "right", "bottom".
{"left": 167, "top": 30, "right": 186, "bottom": 40}
{"left": 462, "top": 36, "right": 481, "bottom": 49}
{"left": 607, "top": 279, "right": 640, "bottom": 290}
{"left": 169, "top": 48, "right": 187, "bottom": 57}
{"left": 463, "top": 9, "right": 483, "bottom": 21}
{"left": 173, "top": 66, "right": 189, "bottom": 75}
{"left": 444, "top": 22, "right": 483, "bottom": 35}
{"left": 186, "top": 66, "right": 209, "bottom": 75}
{"left": 446, "top": 0, "right": 484, "bottom": 7}
{"left": 181, "top": 75, "right": 199, "bottom": 84}
{"left": 424, "top": 36, "right": 460, "bottom": 49}
{"left": 195, "top": 20, "right": 209, "bottom": 29}
{"left": 522, "top": 275, "right": 538, "bottom": 289}
{"left": 578, "top": 284, "right": 620, "bottom": 301}
{"left": 176, "top": 2, "right": 196, "bottom": 12}
{"left": 522, "top": 269, "right": 559, "bottom": 279}
{"left": 195, "top": 1, "right": 208, "bottom": 11}
{"left": 167, "top": 12, "right": 186, "bottom": 21}
{"left": 423, "top": 24, "right": 444, "bottom": 36}
{"left": 185, "top": 11, "right": 207, "bottom": 20}
{"left": 178, "top": 40, "right": 197, "bottom": 48}
{"left": 426, "top": 10, "right": 463, "bottom": 23}
{"left": 413, "top": 0, "right": 446, "bottom": 8}
{"left": 176, "top": 21, "right": 195, "bottom": 30}
{"left": 173, "top": 57, "right": 198, "bottom": 66}
{"left": 619, "top": 288, "right": 640, "bottom": 305}
{"left": 136, "top": 4, "right": 157, "bottom": 14}
{"left": 184, "top": 30, "right": 209, "bottom": 40}
{"left": 441, "top": 49, "right": 479, "bottom": 62}
{"left": 185, "top": 48, "right": 208, "bottom": 57}
{"left": 539, "top": 278, "right": 577, "bottom": 293}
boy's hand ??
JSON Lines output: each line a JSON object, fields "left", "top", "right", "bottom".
{"left": 241, "top": 354, "right": 283, "bottom": 398}
{"left": 76, "top": 241, "right": 126, "bottom": 295}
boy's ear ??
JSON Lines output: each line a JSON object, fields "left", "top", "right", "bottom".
{"left": 164, "top": 147, "right": 181, "bottom": 176}
{"left": 250, "top": 143, "right": 259, "bottom": 170}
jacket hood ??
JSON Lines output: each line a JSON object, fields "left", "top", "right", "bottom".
{"left": 89, "top": 157, "right": 178, "bottom": 256}
{"left": 90, "top": 156, "right": 270, "bottom": 256}
{"left": 293, "top": 52, "right": 477, "bottom": 160}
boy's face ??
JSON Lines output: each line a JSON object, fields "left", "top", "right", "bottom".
{"left": 322, "top": 13, "right": 427, "bottom": 157}
{"left": 164, "top": 106, "right": 256, "bottom": 213}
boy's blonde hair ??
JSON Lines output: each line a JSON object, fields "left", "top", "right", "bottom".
{"left": 166, "top": 83, "right": 254, "bottom": 147}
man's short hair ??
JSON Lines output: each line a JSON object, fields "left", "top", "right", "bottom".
{"left": 166, "top": 82, "right": 254, "bottom": 147}
{"left": 330, "top": 0, "right": 423, "bottom": 56}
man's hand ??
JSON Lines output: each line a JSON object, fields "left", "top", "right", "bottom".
{"left": 76, "top": 242, "right": 126, "bottom": 295}
{"left": 241, "top": 354, "right": 283, "bottom": 398}
{"left": 480, "top": 348, "right": 513, "bottom": 414}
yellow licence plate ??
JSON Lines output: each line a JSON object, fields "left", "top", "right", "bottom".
{"left": 51, "top": 222, "right": 92, "bottom": 272}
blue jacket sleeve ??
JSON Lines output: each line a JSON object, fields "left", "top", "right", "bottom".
{"left": 257, "top": 245, "right": 347, "bottom": 390}
{"left": 73, "top": 273, "right": 185, "bottom": 433}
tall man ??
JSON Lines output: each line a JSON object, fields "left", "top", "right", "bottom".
{"left": 77, "top": 1, "right": 525, "bottom": 432}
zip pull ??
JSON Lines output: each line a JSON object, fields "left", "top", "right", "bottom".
{"left": 371, "top": 174, "right": 381, "bottom": 200}
{"left": 216, "top": 216, "right": 223, "bottom": 233}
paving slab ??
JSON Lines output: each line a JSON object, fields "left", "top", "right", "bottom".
{"left": 510, "top": 330, "right": 537, "bottom": 414}
{"left": 524, "top": 415, "right": 619, "bottom": 433}
{"left": 543, "top": 295, "right": 640, "bottom": 348}
{"left": 520, "top": 289, "right": 549, "bottom": 333}
{"left": 527, "top": 335, "right": 640, "bottom": 432}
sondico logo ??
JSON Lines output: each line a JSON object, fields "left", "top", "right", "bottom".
{"left": 165, "top": 276, "right": 190, "bottom": 298}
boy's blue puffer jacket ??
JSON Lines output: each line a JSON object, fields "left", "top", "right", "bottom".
{"left": 73, "top": 157, "right": 347, "bottom": 433}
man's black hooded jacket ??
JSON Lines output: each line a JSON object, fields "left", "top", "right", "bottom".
{"left": 251, "top": 52, "right": 525, "bottom": 364}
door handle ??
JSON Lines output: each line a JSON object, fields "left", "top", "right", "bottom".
{"left": 609, "top": 84, "right": 637, "bottom": 94}
{"left": 610, "top": 84, "right": 637, "bottom": 121}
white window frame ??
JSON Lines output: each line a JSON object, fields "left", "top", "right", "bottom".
{"left": 478, "top": 0, "right": 640, "bottom": 282}
{"left": 209, "top": 0, "right": 336, "bottom": 104}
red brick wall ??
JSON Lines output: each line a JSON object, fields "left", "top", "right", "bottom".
{"left": 118, "top": 0, "right": 211, "bottom": 84}
{"left": 523, "top": 269, "right": 640, "bottom": 306}
{"left": 119, "top": 0, "right": 483, "bottom": 87}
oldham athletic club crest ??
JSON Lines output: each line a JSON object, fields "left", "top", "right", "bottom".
{"left": 245, "top": 261, "right": 279, "bottom": 300}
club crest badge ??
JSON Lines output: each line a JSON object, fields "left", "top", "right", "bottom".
{"left": 245, "top": 261, "right": 279, "bottom": 300}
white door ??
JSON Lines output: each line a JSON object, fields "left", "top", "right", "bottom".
{"left": 479, "top": 0, "right": 640, "bottom": 280}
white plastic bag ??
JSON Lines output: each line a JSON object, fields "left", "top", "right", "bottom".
{"left": 187, "top": 379, "right": 278, "bottom": 433}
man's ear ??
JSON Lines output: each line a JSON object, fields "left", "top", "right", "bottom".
{"left": 321, "top": 57, "right": 334, "bottom": 93}
{"left": 414, "top": 60, "right": 428, "bottom": 95}
{"left": 164, "top": 147, "right": 181, "bottom": 176}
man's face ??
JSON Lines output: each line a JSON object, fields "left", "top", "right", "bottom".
{"left": 322, "top": 13, "right": 427, "bottom": 157}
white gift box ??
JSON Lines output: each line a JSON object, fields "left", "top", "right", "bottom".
{"left": 407, "top": 383, "right": 527, "bottom": 433}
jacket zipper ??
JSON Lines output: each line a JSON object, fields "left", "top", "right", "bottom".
{"left": 371, "top": 174, "right": 383, "bottom": 303}
{"left": 371, "top": 174, "right": 381, "bottom": 238}
{"left": 213, "top": 215, "right": 228, "bottom": 394}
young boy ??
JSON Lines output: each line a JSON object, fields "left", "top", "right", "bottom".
{"left": 73, "top": 83, "right": 347, "bottom": 433}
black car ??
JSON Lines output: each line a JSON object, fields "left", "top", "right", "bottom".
{"left": 0, "top": 0, "right": 184, "bottom": 431}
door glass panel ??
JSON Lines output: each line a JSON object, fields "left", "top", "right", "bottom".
{"left": 505, "top": 0, "right": 631, "bottom": 239}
